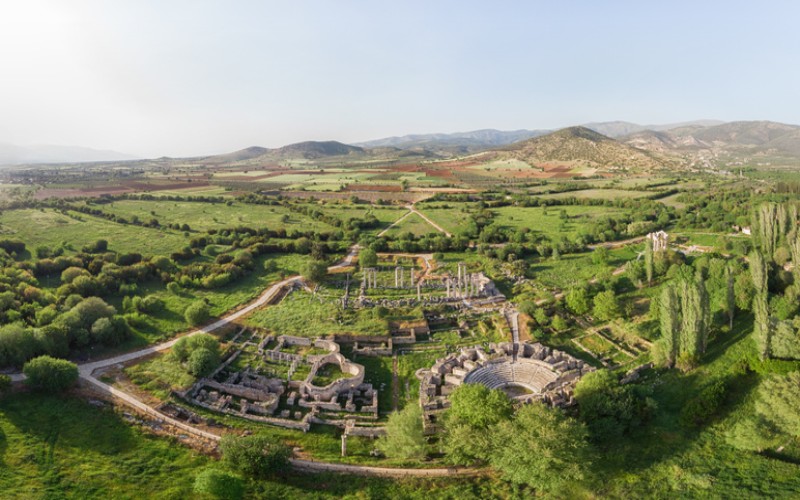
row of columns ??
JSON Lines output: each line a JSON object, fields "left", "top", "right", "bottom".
{"left": 446, "top": 263, "right": 480, "bottom": 298}
{"left": 362, "top": 267, "right": 416, "bottom": 289}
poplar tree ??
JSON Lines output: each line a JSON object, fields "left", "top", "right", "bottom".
{"left": 644, "top": 237, "right": 654, "bottom": 285}
{"left": 790, "top": 231, "right": 800, "bottom": 283}
{"left": 725, "top": 264, "right": 735, "bottom": 330}
{"left": 749, "top": 250, "right": 771, "bottom": 359}
{"left": 659, "top": 284, "right": 680, "bottom": 365}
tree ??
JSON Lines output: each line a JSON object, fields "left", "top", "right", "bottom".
{"left": 658, "top": 284, "right": 680, "bottom": 367}
{"left": 644, "top": 237, "right": 654, "bottom": 285}
{"left": 359, "top": 247, "right": 378, "bottom": 270}
{"left": 442, "top": 384, "right": 513, "bottom": 464}
{"left": 490, "top": 403, "right": 590, "bottom": 493}
{"left": 755, "top": 371, "right": 800, "bottom": 438}
{"left": 565, "top": 287, "right": 590, "bottom": 315}
{"left": 61, "top": 266, "right": 89, "bottom": 284}
{"left": 725, "top": 264, "right": 735, "bottom": 329}
{"left": 678, "top": 273, "right": 709, "bottom": 358}
{"left": 302, "top": 260, "right": 328, "bottom": 285}
{"left": 187, "top": 347, "right": 218, "bottom": 377}
{"left": 172, "top": 333, "right": 219, "bottom": 363}
{"left": 185, "top": 301, "right": 210, "bottom": 326}
{"left": 0, "top": 324, "right": 39, "bottom": 367}
{"left": 750, "top": 250, "right": 771, "bottom": 359}
{"left": 592, "top": 246, "right": 610, "bottom": 266}
{"left": 376, "top": 404, "right": 427, "bottom": 460}
{"left": 593, "top": 290, "right": 620, "bottom": 321}
{"left": 23, "top": 355, "right": 78, "bottom": 392}
{"left": 219, "top": 434, "right": 290, "bottom": 478}
{"left": 193, "top": 468, "right": 244, "bottom": 500}
{"left": 574, "top": 369, "right": 655, "bottom": 441}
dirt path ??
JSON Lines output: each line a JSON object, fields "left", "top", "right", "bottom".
{"left": 377, "top": 210, "right": 414, "bottom": 237}
{"left": 408, "top": 205, "right": 452, "bottom": 237}
{"left": 289, "top": 459, "right": 483, "bottom": 477}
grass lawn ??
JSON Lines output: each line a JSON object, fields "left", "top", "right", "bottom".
{"left": 491, "top": 205, "right": 625, "bottom": 238}
{"left": 243, "top": 290, "right": 389, "bottom": 338}
{"left": 527, "top": 245, "right": 639, "bottom": 289}
{"left": 381, "top": 212, "right": 440, "bottom": 237}
{"left": 414, "top": 203, "right": 474, "bottom": 236}
{"left": 0, "top": 393, "right": 207, "bottom": 498}
{"left": 0, "top": 209, "right": 189, "bottom": 256}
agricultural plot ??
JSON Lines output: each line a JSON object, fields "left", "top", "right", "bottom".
{"left": 527, "top": 245, "right": 639, "bottom": 289}
{"left": 89, "top": 199, "right": 336, "bottom": 233}
{"left": 295, "top": 204, "right": 408, "bottom": 233}
{"left": 0, "top": 208, "right": 189, "bottom": 256}
{"left": 536, "top": 188, "right": 655, "bottom": 200}
{"left": 117, "top": 253, "right": 312, "bottom": 345}
{"left": 490, "top": 205, "right": 625, "bottom": 238}
{"left": 380, "top": 212, "right": 440, "bottom": 237}
{"left": 414, "top": 203, "right": 474, "bottom": 235}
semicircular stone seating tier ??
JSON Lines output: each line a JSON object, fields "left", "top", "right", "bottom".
{"left": 463, "top": 358, "right": 559, "bottom": 394}
{"left": 418, "top": 341, "right": 595, "bottom": 434}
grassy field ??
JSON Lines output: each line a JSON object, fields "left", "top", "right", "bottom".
{"left": 491, "top": 205, "right": 625, "bottom": 238}
{"left": 301, "top": 204, "right": 409, "bottom": 233}
{"left": 0, "top": 209, "right": 189, "bottom": 256}
{"left": 381, "top": 212, "right": 440, "bottom": 237}
{"left": 91, "top": 200, "right": 336, "bottom": 233}
{"left": 414, "top": 203, "right": 473, "bottom": 235}
{"left": 537, "top": 188, "right": 654, "bottom": 200}
{"left": 244, "top": 289, "right": 390, "bottom": 338}
{"left": 0, "top": 393, "right": 207, "bottom": 498}
{"left": 527, "top": 245, "right": 639, "bottom": 289}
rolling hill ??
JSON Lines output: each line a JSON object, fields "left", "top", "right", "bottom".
{"left": 491, "top": 126, "right": 668, "bottom": 171}
{"left": 620, "top": 120, "right": 800, "bottom": 167}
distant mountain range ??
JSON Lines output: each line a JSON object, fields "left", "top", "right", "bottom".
{"left": 354, "top": 129, "right": 551, "bottom": 154}
{"left": 6, "top": 119, "right": 800, "bottom": 172}
{"left": 354, "top": 120, "right": 724, "bottom": 153}
{"left": 0, "top": 143, "right": 138, "bottom": 166}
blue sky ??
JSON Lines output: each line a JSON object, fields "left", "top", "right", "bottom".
{"left": 1, "top": 1, "right": 798, "bottom": 157}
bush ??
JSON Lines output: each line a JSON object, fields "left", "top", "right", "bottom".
{"left": 681, "top": 379, "right": 727, "bottom": 427}
{"left": 193, "top": 468, "right": 244, "bottom": 500}
{"left": 302, "top": 260, "right": 328, "bottom": 285}
{"left": 172, "top": 333, "right": 219, "bottom": 364}
{"left": 187, "top": 347, "right": 219, "bottom": 377}
{"left": 185, "top": 301, "right": 210, "bottom": 326}
{"left": 219, "top": 434, "right": 291, "bottom": 478}
{"left": 0, "top": 373, "right": 10, "bottom": 392}
{"left": 377, "top": 404, "right": 427, "bottom": 460}
{"left": 23, "top": 355, "right": 78, "bottom": 392}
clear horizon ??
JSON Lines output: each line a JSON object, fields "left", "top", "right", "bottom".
{"left": 1, "top": 1, "right": 799, "bottom": 157}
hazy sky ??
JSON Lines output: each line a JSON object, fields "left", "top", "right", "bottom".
{"left": 1, "top": 1, "right": 799, "bottom": 157}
